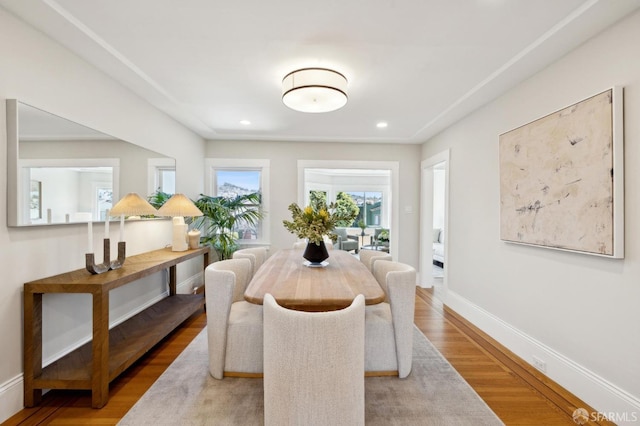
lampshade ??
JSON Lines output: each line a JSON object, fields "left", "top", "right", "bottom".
{"left": 157, "top": 194, "right": 203, "bottom": 218}
{"left": 282, "top": 68, "right": 348, "bottom": 113}
{"left": 110, "top": 193, "right": 158, "bottom": 216}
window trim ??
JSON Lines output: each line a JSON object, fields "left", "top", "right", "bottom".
{"left": 205, "top": 158, "right": 270, "bottom": 245}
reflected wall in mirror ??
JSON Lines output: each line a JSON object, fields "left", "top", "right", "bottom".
{"left": 6, "top": 100, "right": 176, "bottom": 227}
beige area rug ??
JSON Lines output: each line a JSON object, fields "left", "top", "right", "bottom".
{"left": 119, "top": 327, "right": 504, "bottom": 425}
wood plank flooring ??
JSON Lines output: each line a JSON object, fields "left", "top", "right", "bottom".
{"left": 5, "top": 288, "right": 612, "bottom": 425}
{"left": 5, "top": 311, "right": 207, "bottom": 425}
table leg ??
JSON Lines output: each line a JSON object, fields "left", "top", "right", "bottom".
{"left": 23, "top": 292, "right": 42, "bottom": 407}
{"left": 169, "top": 265, "right": 177, "bottom": 296}
{"left": 91, "top": 291, "right": 110, "bottom": 408}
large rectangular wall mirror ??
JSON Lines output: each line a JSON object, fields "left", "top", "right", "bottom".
{"left": 6, "top": 99, "right": 176, "bottom": 227}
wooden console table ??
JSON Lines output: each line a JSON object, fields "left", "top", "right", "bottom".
{"left": 23, "top": 247, "right": 210, "bottom": 408}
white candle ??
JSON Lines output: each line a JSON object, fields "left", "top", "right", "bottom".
{"left": 88, "top": 221, "right": 93, "bottom": 253}
{"left": 119, "top": 214, "right": 125, "bottom": 242}
{"left": 105, "top": 209, "right": 110, "bottom": 238}
{"left": 188, "top": 229, "right": 201, "bottom": 249}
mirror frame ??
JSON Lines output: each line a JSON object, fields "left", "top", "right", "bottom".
{"left": 6, "top": 99, "right": 174, "bottom": 227}
{"left": 7, "top": 99, "right": 19, "bottom": 227}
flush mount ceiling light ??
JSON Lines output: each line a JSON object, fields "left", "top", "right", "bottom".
{"left": 282, "top": 68, "right": 348, "bottom": 113}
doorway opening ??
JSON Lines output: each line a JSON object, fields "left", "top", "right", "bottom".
{"left": 420, "top": 150, "right": 449, "bottom": 293}
{"left": 298, "top": 160, "right": 399, "bottom": 261}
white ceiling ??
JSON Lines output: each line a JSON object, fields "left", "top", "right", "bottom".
{"left": 2, "top": 0, "right": 639, "bottom": 144}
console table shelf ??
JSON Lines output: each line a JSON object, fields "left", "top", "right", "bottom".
{"left": 23, "top": 247, "right": 210, "bottom": 408}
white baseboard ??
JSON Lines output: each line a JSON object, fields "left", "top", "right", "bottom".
{"left": 445, "top": 290, "right": 640, "bottom": 425}
{"left": 415, "top": 272, "right": 432, "bottom": 288}
{"left": 0, "top": 271, "right": 204, "bottom": 423}
{"left": 0, "top": 374, "right": 24, "bottom": 423}
{"left": 177, "top": 271, "right": 204, "bottom": 294}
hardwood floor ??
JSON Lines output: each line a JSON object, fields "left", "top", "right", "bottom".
{"left": 5, "top": 288, "right": 612, "bottom": 425}
{"left": 5, "top": 311, "right": 207, "bottom": 426}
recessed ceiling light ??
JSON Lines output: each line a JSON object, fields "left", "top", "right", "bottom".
{"left": 376, "top": 122, "right": 388, "bottom": 128}
{"left": 240, "top": 120, "right": 251, "bottom": 125}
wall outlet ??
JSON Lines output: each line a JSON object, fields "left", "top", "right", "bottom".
{"left": 532, "top": 355, "right": 547, "bottom": 373}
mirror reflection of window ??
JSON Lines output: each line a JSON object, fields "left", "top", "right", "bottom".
{"left": 29, "top": 180, "right": 42, "bottom": 220}
{"left": 97, "top": 187, "right": 113, "bottom": 220}
{"left": 148, "top": 158, "right": 176, "bottom": 196}
{"left": 157, "top": 167, "right": 176, "bottom": 194}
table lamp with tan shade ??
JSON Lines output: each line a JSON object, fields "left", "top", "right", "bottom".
{"left": 108, "top": 192, "right": 159, "bottom": 269}
{"left": 157, "top": 194, "right": 203, "bottom": 251}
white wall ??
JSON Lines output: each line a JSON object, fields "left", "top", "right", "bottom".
{"left": 422, "top": 10, "right": 640, "bottom": 420}
{"left": 206, "top": 140, "right": 421, "bottom": 269}
{"left": 0, "top": 9, "right": 205, "bottom": 421}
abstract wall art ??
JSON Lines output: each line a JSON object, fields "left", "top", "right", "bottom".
{"left": 499, "top": 87, "right": 624, "bottom": 258}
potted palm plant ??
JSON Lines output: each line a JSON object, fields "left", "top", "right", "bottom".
{"left": 192, "top": 193, "right": 263, "bottom": 260}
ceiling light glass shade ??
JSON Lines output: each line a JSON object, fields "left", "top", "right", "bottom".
{"left": 157, "top": 194, "right": 203, "bottom": 218}
{"left": 282, "top": 68, "right": 348, "bottom": 113}
{"left": 110, "top": 193, "right": 158, "bottom": 216}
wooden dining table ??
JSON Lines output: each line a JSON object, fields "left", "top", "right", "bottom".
{"left": 244, "top": 248, "right": 385, "bottom": 311}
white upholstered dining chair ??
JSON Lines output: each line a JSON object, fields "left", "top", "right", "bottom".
{"left": 232, "top": 246, "right": 268, "bottom": 278}
{"left": 365, "top": 260, "right": 416, "bottom": 378}
{"left": 263, "top": 293, "right": 365, "bottom": 426}
{"left": 358, "top": 248, "right": 392, "bottom": 272}
{"left": 205, "top": 258, "right": 263, "bottom": 379}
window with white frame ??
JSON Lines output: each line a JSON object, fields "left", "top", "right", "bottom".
{"left": 206, "top": 159, "right": 270, "bottom": 243}
{"left": 346, "top": 191, "right": 383, "bottom": 227}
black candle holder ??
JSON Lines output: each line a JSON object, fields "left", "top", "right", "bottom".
{"left": 86, "top": 238, "right": 111, "bottom": 274}
{"left": 110, "top": 241, "right": 126, "bottom": 270}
